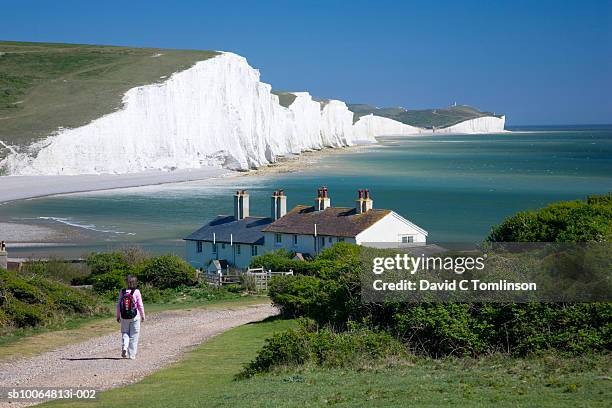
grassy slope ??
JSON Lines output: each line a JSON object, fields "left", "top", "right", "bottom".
{"left": 348, "top": 103, "right": 502, "bottom": 128}
{"left": 0, "top": 296, "right": 268, "bottom": 361}
{"left": 43, "top": 319, "right": 610, "bottom": 408}
{"left": 0, "top": 41, "right": 217, "bottom": 155}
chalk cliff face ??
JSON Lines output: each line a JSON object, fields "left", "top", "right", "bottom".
{"left": 435, "top": 115, "right": 506, "bottom": 134}
{"left": 1, "top": 52, "right": 505, "bottom": 176}
{"left": 353, "top": 114, "right": 427, "bottom": 138}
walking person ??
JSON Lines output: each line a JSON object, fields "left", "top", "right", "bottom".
{"left": 116, "top": 275, "right": 145, "bottom": 359}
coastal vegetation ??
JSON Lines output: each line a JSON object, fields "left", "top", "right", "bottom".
{"left": 236, "top": 194, "right": 611, "bottom": 387}
{"left": 261, "top": 244, "right": 610, "bottom": 360}
{"left": 488, "top": 193, "right": 612, "bottom": 242}
{"left": 0, "top": 247, "right": 256, "bottom": 344}
{"left": 0, "top": 268, "right": 106, "bottom": 335}
{"left": 39, "top": 318, "right": 611, "bottom": 408}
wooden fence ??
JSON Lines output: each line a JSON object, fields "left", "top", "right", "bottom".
{"left": 201, "top": 268, "right": 293, "bottom": 292}
{"left": 245, "top": 268, "right": 294, "bottom": 292}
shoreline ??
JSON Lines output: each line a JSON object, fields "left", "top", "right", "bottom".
{"left": 0, "top": 143, "right": 373, "bottom": 204}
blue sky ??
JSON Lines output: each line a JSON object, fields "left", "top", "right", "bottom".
{"left": 2, "top": 0, "right": 611, "bottom": 125}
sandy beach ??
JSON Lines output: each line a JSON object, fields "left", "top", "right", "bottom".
{"left": 0, "top": 167, "right": 230, "bottom": 204}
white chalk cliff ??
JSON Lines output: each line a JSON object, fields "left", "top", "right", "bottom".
{"left": 1, "top": 52, "right": 506, "bottom": 176}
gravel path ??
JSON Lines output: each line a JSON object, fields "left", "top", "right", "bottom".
{"left": 0, "top": 304, "right": 277, "bottom": 407}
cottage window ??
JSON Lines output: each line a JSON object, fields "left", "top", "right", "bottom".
{"left": 251, "top": 245, "right": 258, "bottom": 256}
{"left": 236, "top": 244, "right": 241, "bottom": 254}
{"left": 401, "top": 235, "right": 414, "bottom": 244}
{"left": 338, "top": 237, "right": 345, "bottom": 242}
{"left": 275, "top": 233, "right": 282, "bottom": 244}
{"left": 212, "top": 243, "right": 217, "bottom": 254}
{"left": 196, "top": 241, "right": 203, "bottom": 253}
{"left": 293, "top": 235, "right": 298, "bottom": 245}
{"left": 328, "top": 237, "right": 333, "bottom": 244}
{"left": 221, "top": 243, "right": 226, "bottom": 249}
{"left": 319, "top": 236, "right": 325, "bottom": 247}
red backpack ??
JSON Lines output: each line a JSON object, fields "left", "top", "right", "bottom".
{"left": 120, "top": 289, "right": 138, "bottom": 319}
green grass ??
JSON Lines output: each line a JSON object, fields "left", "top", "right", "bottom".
{"left": 41, "top": 318, "right": 610, "bottom": 408}
{"left": 348, "top": 103, "right": 502, "bottom": 128}
{"left": 0, "top": 41, "right": 217, "bottom": 156}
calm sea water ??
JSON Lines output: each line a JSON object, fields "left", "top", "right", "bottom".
{"left": 3, "top": 126, "right": 611, "bottom": 258}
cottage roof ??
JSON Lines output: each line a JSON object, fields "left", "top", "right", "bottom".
{"left": 184, "top": 216, "right": 272, "bottom": 245}
{"left": 261, "top": 205, "right": 391, "bottom": 237}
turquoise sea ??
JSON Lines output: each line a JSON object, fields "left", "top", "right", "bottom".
{"left": 2, "top": 126, "right": 611, "bottom": 258}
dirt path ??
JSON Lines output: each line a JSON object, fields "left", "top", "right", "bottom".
{"left": 0, "top": 304, "right": 277, "bottom": 407}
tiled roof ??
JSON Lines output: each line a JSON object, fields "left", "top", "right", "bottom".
{"left": 261, "top": 205, "right": 391, "bottom": 237}
{"left": 184, "top": 216, "right": 272, "bottom": 245}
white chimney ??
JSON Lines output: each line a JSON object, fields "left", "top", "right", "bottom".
{"left": 271, "top": 190, "right": 287, "bottom": 220}
{"left": 356, "top": 189, "right": 373, "bottom": 214}
{"left": 233, "top": 190, "right": 249, "bottom": 220}
{"left": 314, "top": 187, "right": 331, "bottom": 211}
{"left": 0, "top": 241, "right": 7, "bottom": 270}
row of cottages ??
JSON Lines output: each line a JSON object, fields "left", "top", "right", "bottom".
{"left": 184, "top": 187, "right": 427, "bottom": 270}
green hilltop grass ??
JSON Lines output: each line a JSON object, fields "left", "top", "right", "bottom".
{"left": 348, "top": 103, "right": 503, "bottom": 128}
{"left": 0, "top": 41, "right": 218, "bottom": 156}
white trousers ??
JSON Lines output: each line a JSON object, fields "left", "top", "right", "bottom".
{"left": 120, "top": 315, "right": 141, "bottom": 358}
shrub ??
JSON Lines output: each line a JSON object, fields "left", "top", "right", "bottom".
{"left": 91, "top": 270, "right": 126, "bottom": 293}
{"left": 488, "top": 193, "right": 612, "bottom": 242}
{"left": 22, "top": 258, "right": 89, "bottom": 285}
{"left": 267, "top": 240, "right": 612, "bottom": 357}
{"left": 86, "top": 252, "right": 129, "bottom": 276}
{"left": 138, "top": 255, "right": 196, "bottom": 289}
{"left": 239, "top": 321, "right": 405, "bottom": 378}
{"left": 3, "top": 299, "right": 47, "bottom": 328}
{"left": 268, "top": 275, "right": 324, "bottom": 318}
{"left": 0, "top": 269, "right": 105, "bottom": 332}
{"left": 30, "top": 275, "right": 98, "bottom": 314}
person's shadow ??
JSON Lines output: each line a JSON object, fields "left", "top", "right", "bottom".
{"left": 61, "top": 357, "right": 123, "bottom": 361}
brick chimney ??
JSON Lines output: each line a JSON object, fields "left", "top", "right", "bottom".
{"left": 233, "top": 190, "right": 249, "bottom": 220}
{"left": 356, "top": 189, "right": 373, "bottom": 214}
{"left": 271, "top": 189, "right": 287, "bottom": 220}
{"left": 315, "top": 186, "right": 331, "bottom": 211}
{"left": 0, "top": 241, "right": 7, "bottom": 270}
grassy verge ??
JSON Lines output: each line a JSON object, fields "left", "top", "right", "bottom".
{"left": 0, "top": 296, "right": 268, "bottom": 361}
{"left": 41, "top": 319, "right": 609, "bottom": 408}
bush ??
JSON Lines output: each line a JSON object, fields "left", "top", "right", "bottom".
{"left": 138, "top": 255, "right": 196, "bottom": 289}
{"left": 91, "top": 270, "right": 126, "bottom": 293}
{"left": 267, "top": 240, "right": 612, "bottom": 357}
{"left": 0, "top": 269, "right": 106, "bottom": 332}
{"left": 22, "top": 258, "right": 89, "bottom": 285}
{"left": 488, "top": 193, "right": 612, "bottom": 242}
{"left": 268, "top": 275, "right": 324, "bottom": 318}
{"left": 250, "top": 250, "right": 336, "bottom": 276}
{"left": 3, "top": 300, "right": 47, "bottom": 328}
{"left": 239, "top": 321, "right": 405, "bottom": 378}
{"left": 86, "top": 252, "right": 129, "bottom": 277}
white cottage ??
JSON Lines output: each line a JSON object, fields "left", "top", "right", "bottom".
{"left": 184, "top": 191, "right": 273, "bottom": 269}
{"left": 184, "top": 188, "right": 427, "bottom": 270}
{"left": 262, "top": 187, "right": 427, "bottom": 254}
